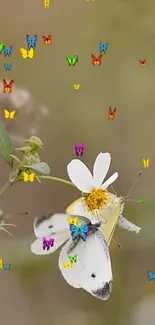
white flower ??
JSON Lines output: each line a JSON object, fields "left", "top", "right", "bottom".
{"left": 67, "top": 152, "right": 118, "bottom": 213}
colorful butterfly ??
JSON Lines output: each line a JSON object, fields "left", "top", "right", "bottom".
{"left": 67, "top": 216, "right": 78, "bottom": 226}
{"left": 44, "top": 0, "right": 50, "bottom": 7}
{"left": 108, "top": 107, "right": 116, "bottom": 120}
{"left": 3, "top": 46, "right": 12, "bottom": 57}
{"left": 66, "top": 55, "right": 78, "bottom": 66}
{"left": 63, "top": 262, "right": 72, "bottom": 268}
{"left": 0, "top": 42, "right": 4, "bottom": 53}
{"left": 74, "top": 84, "right": 80, "bottom": 90}
{"left": 70, "top": 224, "right": 90, "bottom": 241}
{"left": 68, "top": 255, "right": 77, "bottom": 263}
{"left": 99, "top": 42, "right": 108, "bottom": 54}
{"left": 42, "top": 35, "right": 52, "bottom": 45}
{"left": 142, "top": 159, "right": 150, "bottom": 168}
{"left": 23, "top": 172, "right": 35, "bottom": 182}
{"left": 3, "top": 263, "right": 11, "bottom": 270}
{"left": 3, "top": 79, "right": 14, "bottom": 93}
{"left": 4, "top": 63, "right": 12, "bottom": 71}
{"left": 140, "top": 59, "right": 146, "bottom": 67}
{"left": 91, "top": 54, "right": 102, "bottom": 66}
{"left": 20, "top": 48, "right": 34, "bottom": 59}
{"left": 26, "top": 34, "right": 37, "bottom": 50}
{"left": 4, "top": 109, "right": 16, "bottom": 119}
{"left": 43, "top": 237, "right": 54, "bottom": 250}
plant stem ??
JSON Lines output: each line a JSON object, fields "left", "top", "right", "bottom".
{"left": 0, "top": 181, "right": 13, "bottom": 198}
{"left": 38, "top": 175, "right": 75, "bottom": 187}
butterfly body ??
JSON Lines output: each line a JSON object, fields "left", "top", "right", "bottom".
{"left": 23, "top": 172, "right": 35, "bottom": 182}
{"left": 66, "top": 55, "right": 78, "bottom": 66}
{"left": 70, "top": 224, "right": 90, "bottom": 241}
{"left": 4, "top": 63, "right": 12, "bottom": 71}
{"left": 140, "top": 59, "right": 146, "bottom": 67}
{"left": 4, "top": 109, "right": 16, "bottom": 119}
{"left": 42, "top": 35, "right": 52, "bottom": 45}
{"left": 3, "top": 46, "right": 12, "bottom": 57}
{"left": 3, "top": 79, "right": 14, "bottom": 93}
{"left": 91, "top": 54, "right": 102, "bottom": 66}
{"left": 108, "top": 107, "right": 116, "bottom": 120}
{"left": 26, "top": 35, "right": 37, "bottom": 50}
{"left": 20, "top": 48, "right": 34, "bottom": 59}
{"left": 99, "top": 42, "right": 108, "bottom": 54}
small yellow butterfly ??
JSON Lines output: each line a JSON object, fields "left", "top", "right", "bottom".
{"left": 74, "top": 84, "right": 80, "bottom": 90}
{"left": 67, "top": 216, "right": 78, "bottom": 226}
{"left": 23, "top": 172, "right": 35, "bottom": 182}
{"left": 4, "top": 109, "right": 16, "bottom": 119}
{"left": 20, "top": 48, "right": 34, "bottom": 59}
{"left": 63, "top": 262, "right": 72, "bottom": 268}
{"left": 142, "top": 159, "right": 150, "bottom": 168}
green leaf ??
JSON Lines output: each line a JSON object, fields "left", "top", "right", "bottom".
{"left": 10, "top": 154, "right": 21, "bottom": 163}
{"left": 19, "top": 162, "right": 50, "bottom": 175}
{"left": 0, "top": 123, "right": 14, "bottom": 165}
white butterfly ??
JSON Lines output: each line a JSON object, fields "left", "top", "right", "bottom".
{"left": 31, "top": 213, "right": 113, "bottom": 300}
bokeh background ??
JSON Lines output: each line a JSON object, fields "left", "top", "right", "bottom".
{"left": 0, "top": 0, "right": 155, "bottom": 324}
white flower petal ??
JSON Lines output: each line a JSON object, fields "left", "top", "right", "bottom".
{"left": 101, "top": 172, "right": 118, "bottom": 189}
{"left": 67, "top": 160, "right": 94, "bottom": 192}
{"left": 93, "top": 152, "right": 111, "bottom": 187}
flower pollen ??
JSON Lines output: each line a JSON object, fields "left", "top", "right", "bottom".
{"left": 84, "top": 188, "right": 107, "bottom": 212}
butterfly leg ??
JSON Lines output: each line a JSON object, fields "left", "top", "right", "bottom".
{"left": 117, "top": 215, "right": 141, "bottom": 233}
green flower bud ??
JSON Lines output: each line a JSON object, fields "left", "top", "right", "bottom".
{"left": 25, "top": 136, "right": 43, "bottom": 150}
{"left": 21, "top": 153, "right": 40, "bottom": 165}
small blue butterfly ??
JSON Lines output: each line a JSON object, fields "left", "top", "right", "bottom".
{"left": 3, "top": 263, "right": 11, "bottom": 270}
{"left": 99, "top": 42, "right": 108, "bottom": 54}
{"left": 4, "top": 63, "right": 12, "bottom": 71}
{"left": 70, "top": 224, "right": 90, "bottom": 241}
{"left": 3, "top": 46, "right": 12, "bottom": 57}
{"left": 26, "top": 35, "right": 37, "bottom": 50}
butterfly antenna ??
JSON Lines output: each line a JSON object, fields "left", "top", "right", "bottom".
{"left": 124, "top": 171, "right": 142, "bottom": 200}
{"left": 110, "top": 184, "right": 117, "bottom": 195}
{"left": 1, "top": 227, "right": 13, "bottom": 236}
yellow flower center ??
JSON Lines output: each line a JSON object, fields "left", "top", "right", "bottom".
{"left": 84, "top": 188, "right": 107, "bottom": 212}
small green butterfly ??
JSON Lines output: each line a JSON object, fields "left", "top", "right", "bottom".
{"left": 0, "top": 43, "right": 4, "bottom": 54}
{"left": 66, "top": 55, "right": 78, "bottom": 66}
{"left": 140, "top": 197, "right": 144, "bottom": 203}
{"left": 68, "top": 255, "right": 77, "bottom": 263}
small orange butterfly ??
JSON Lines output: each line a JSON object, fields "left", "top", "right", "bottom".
{"left": 91, "top": 54, "right": 102, "bottom": 66}
{"left": 108, "top": 107, "right": 116, "bottom": 120}
{"left": 140, "top": 59, "right": 146, "bottom": 67}
{"left": 3, "top": 79, "right": 14, "bottom": 93}
{"left": 42, "top": 35, "right": 52, "bottom": 45}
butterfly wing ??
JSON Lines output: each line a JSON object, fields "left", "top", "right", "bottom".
{"left": 97, "top": 55, "right": 102, "bottom": 65}
{"left": 91, "top": 54, "right": 97, "bottom": 65}
{"left": 20, "top": 48, "right": 27, "bottom": 59}
{"left": 27, "top": 48, "right": 34, "bottom": 59}
{"left": 42, "top": 36, "right": 47, "bottom": 44}
{"left": 66, "top": 56, "right": 72, "bottom": 66}
{"left": 3, "top": 46, "right": 7, "bottom": 56}
{"left": 3, "top": 79, "right": 7, "bottom": 93}
{"left": 4, "top": 109, "right": 9, "bottom": 119}
{"left": 59, "top": 230, "right": 113, "bottom": 299}
{"left": 47, "top": 35, "right": 52, "bottom": 44}
{"left": 8, "top": 46, "right": 12, "bottom": 56}
{"left": 31, "top": 213, "right": 71, "bottom": 255}
{"left": 29, "top": 173, "right": 35, "bottom": 182}
{"left": 10, "top": 110, "right": 16, "bottom": 119}
{"left": 72, "top": 55, "right": 78, "bottom": 65}
{"left": 0, "top": 43, "right": 4, "bottom": 52}
{"left": 8, "top": 80, "right": 14, "bottom": 93}
{"left": 23, "top": 172, "right": 29, "bottom": 182}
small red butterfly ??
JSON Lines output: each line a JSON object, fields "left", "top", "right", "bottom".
{"left": 140, "top": 59, "right": 146, "bottom": 67}
{"left": 91, "top": 54, "right": 102, "bottom": 66}
{"left": 3, "top": 79, "right": 14, "bottom": 93}
{"left": 42, "top": 35, "right": 52, "bottom": 45}
{"left": 108, "top": 107, "right": 116, "bottom": 120}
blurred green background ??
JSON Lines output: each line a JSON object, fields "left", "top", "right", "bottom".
{"left": 0, "top": 0, "right": 155, "bottom": 324}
